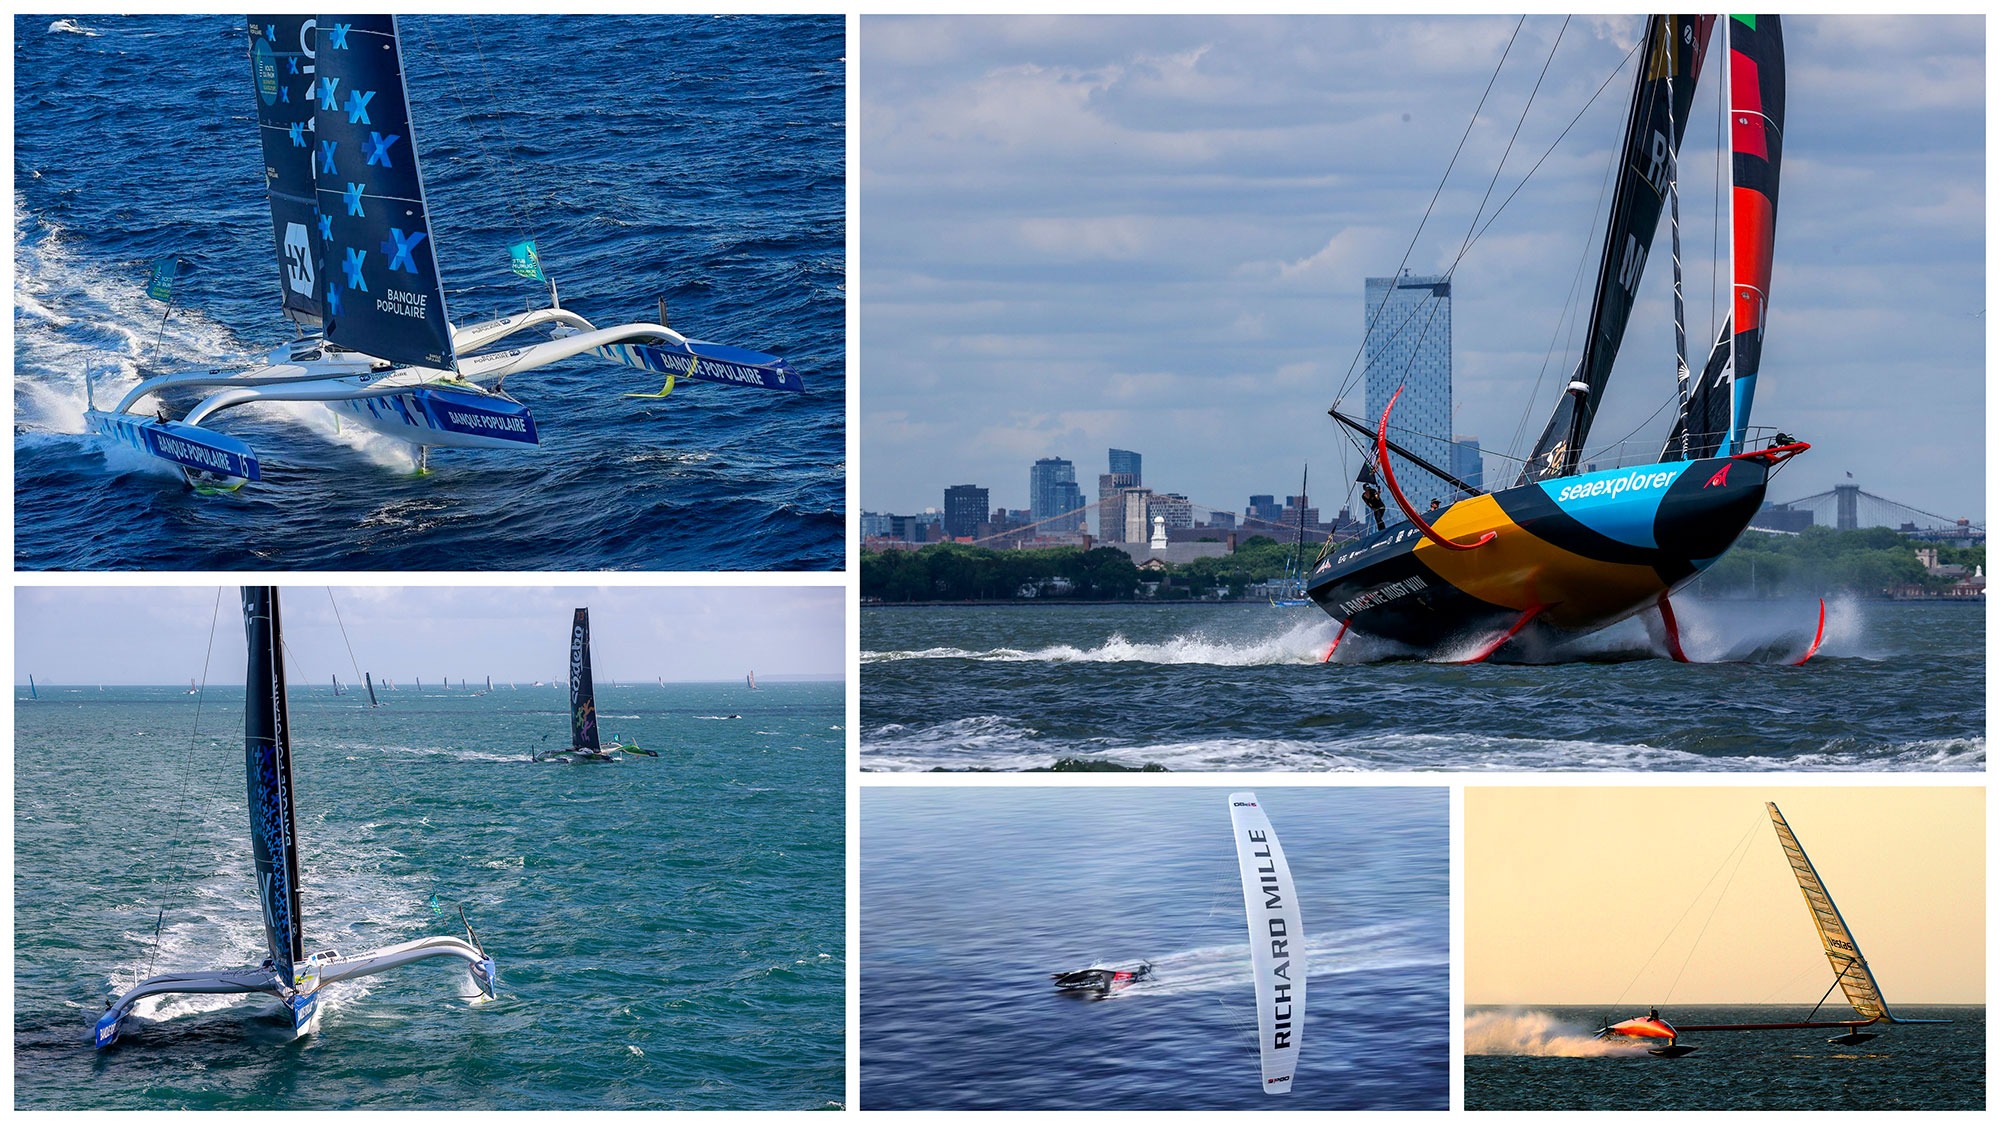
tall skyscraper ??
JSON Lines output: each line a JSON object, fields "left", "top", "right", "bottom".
{"left": 1030, "top": 457, "right": 1085, "bottom": 533}
{"left": 1108, "top": 448, "right": 1142, "bottom": 483}
{"left": 1450, "top": 436, "right": 1484, "bottom": 497}
{"left": 942, "top": 484, "right": 988, "bottom": 540}
{"left": 1365, "top": 273, "right": 1454, "bottom": 505}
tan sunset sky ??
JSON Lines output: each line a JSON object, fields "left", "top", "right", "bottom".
{"left": 1465, "top": 787, "right": 1984, "bottom": 1006}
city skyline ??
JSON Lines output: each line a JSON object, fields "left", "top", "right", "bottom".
{"left": 859, "top": 16, "right": 1984, "bottom": 524}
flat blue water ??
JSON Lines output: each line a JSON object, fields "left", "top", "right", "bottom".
{"left": 860, "top": 787, "right": 1449, "bottom": 1109}
{"left": 15, "top": 682, "right": 844, "bottom": 1109}
{"left": 15, "top": 15, "right": 844, "bottom": 570}
{"left": 861, "top": 599, "right": 1983, "bottom": 771}
{"left": 1464, "top": 1004, "right": 1985, "bottom": 1110}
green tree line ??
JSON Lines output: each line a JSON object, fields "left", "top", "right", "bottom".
{"left": 864, "top": 528, "right": 1981, "bottom": 604}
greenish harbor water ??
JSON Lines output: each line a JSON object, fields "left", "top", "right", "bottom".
{"left": 15, "top": 682, "right": 845, "bottom": 1110}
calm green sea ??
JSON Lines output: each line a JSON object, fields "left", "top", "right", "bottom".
{"left": 15, "top": 682, "right": 845, "bottom": 1110}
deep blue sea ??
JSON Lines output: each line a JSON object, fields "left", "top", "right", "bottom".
{"left": 860, "top": 787, "right": 1449, "bottom": 1109}
{"left": 861, "top": 599, "right": 1983, "bottom": 771}
{"left": 15, "top": 15, "right": 844, "bottom": 570}
{"left": 1465, "top": 1004, "right": 1985, "bottom": 1110}
{"left": 15, "top": 682, "right": 845, "bottom": 1109}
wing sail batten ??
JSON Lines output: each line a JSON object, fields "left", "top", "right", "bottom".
{"left": 1767, "top": 801, "right": 1888, "bottom": 1020}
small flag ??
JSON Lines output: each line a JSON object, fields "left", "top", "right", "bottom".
{"left": 429, "top": 894, "right": 445, "bottom": 918}
{"left": 508, "top": 239, "right": 545, "bottom": 282}
{"left": 145, "top": 257, "right": 183, "bottom": 302}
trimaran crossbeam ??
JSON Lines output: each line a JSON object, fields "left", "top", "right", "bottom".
{"left": 85, "top": 15, "right": 800, "bottom": 491}
{"left": 94, "top": 588, "right": 497, "bottom": 1048}
{"left": 1597, "top": 801, "right": 1948, "bottom": 1057}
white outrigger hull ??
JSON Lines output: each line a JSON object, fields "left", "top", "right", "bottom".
{"left": 85, "top": 313, "right": 794, "bottom": 488}
{"left": 93, "top": 934, "right": 496, "bottom": 1049}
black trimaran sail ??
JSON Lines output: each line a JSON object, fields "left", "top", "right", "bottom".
{"left": 244, "top": 588, "right": 305, "bottom": 986}
{"left": 251, "top": 16, "right": 454, "bottom": 366}
{"left": 1520, "top": 15, "right": 1715, "bottom": 484}
{"left": 569, "top": 607, "right": 599, "bottom": 752}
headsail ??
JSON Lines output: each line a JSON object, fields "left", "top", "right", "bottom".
{"left": 313, "top": 16, "right": 455, "bottom": 368}
{"left": 1228, "top": 792, "right": 1303, "bottom": 1094}
{"left": 1767, "top": 801, "right": 1887, "bottom": 1020}
{"left": 1521, "top": 15, "right": 1715, "bottom": 482}
{"left": 569, "top": 608, "right": 599, "bottom": 751}
{"left": 243, "top": 588, "right": 304, "bottom": 984}
{"left": 248, "top": 17, "right": 324, "bottom": 327}
{"left": 1720, "top": 16, "right": 1784, "bottom": 454}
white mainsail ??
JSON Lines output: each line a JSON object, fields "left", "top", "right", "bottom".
{"left": 1228, "top": 792, "right": 1303, "bottom": 1094}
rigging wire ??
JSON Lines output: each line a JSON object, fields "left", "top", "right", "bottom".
{"left": 1611, "top": 814, "right": 1761, "bottom": 1009}
{"left": 326, "top": 588, "right": 369, "bottom": 697}
{"left": 148, "top": 587, "right": 228, "bottom": 980}
{"left": 1330, "top": 20, "right": 1641, "bottom": 471}
{"left": 1328, "top": 16, "right": 1527, "bottom": 409}
{"left": 1660, "top": 814, "right": 1762, "bottom": 1005}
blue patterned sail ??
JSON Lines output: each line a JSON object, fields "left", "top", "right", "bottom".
{"left": 313, "top": 16, "right": 455, "bottom": 368}
{"left": 569, "top": 608, "right": 599, "bottom": 751}
{"left": 248, "top": 17, "right": 325, "bottom": 327}
{"left": 243, "top": 587, "right": 304, "bottom": 983}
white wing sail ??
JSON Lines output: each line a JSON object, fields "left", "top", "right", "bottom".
{"left": 1229, "top": 792, "right": 1303, "bottom": 1094}
{"left": 1767, "top": 801, "right": 1889, "bottom": 1019}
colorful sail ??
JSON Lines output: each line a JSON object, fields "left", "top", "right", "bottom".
{"left": 1767, "top": 802, "right": 1887, "bottom": 1019}
{"left": 1720, "top": 16, "right": 1784, "bottom": 454}
{"left": 28, "top": 675, "right": 38, "bottom": 700}
{"left": 248, "top": 17, "right": 323, "bottom": 326}
{"left": 243, "top": 588, "right": 304, "bottom": 984}
{"left": 1522, "top": 15, "right": 1715, "bottom": 482}
{"left": 313, "top": 16, "right": 455, "bottom": 368}
{"left": 569, "top": 608, "right": 599, "bottom": 751}
{"left": 1228, "top": 792, "right": 1303, "bottom": 1094}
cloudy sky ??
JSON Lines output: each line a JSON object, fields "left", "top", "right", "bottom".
{"left": 16, "top": 585, "right": 844, "bottom": 685}
{"left": 1466, "top": 787, "right": 1984, "bottom": 1005}
{"left": 859, "top": 16, "right": 1984, "bottom": 526}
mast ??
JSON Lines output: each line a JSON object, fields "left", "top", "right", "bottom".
{"left": 313, "top": 16, "right": 455, "bottom": 368}
{"left": 1520, "top": 15, "right": 1714, "bottom": 482}
{"left": 570, "top": 608, "right": 599, "bottom": 751}
{"left": 243, "top": 587, "right": 304, "bottom": 985}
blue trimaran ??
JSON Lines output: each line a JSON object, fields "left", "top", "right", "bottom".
{"left": 94, "top": 588, "right": 497, "bottom": 1048}
{"left": 85, "top": 16, "right": 800, "bottom": 491}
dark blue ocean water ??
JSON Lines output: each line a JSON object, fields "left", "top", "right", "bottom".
{"left": 15, "top": 15, "right": 844, "bottom": 570}
{"left": 860, "top": 787, "right": 1449, "bottom": 1109}
{"left": 1465, "top": 1004, "right": 1985, "bottom": 1110}
{"left": 15, "top": 682, "right": 845, "bottom": 1109}
{"left": 861, "top": 599, "right": 1983, "bottom": 771}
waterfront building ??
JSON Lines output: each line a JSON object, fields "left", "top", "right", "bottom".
{"left": 1451, "top": 436, "right": 1483, "bottom": 496}
{"left": 942, "top": 485, "right": 988, "bottom": 540}
{"left": 1108, "top": 448, "right": 1142, "bottom": 483}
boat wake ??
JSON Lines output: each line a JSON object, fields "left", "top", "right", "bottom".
{"left": 864, "top": 620, "right": 1338, "bottom": 667}
{"left": 1463, "top": 1009, "right": 1648, "bottom": 1057}
{"left": 863, "top": 597, "right": 1854, "bottom": 669}
{"left": 1103, "top": 923, "right": 1443, "bottom": 1001}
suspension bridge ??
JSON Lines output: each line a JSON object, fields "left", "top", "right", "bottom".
{"left": 1751, "top": 483, "right": 1984, "bottom": 541}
